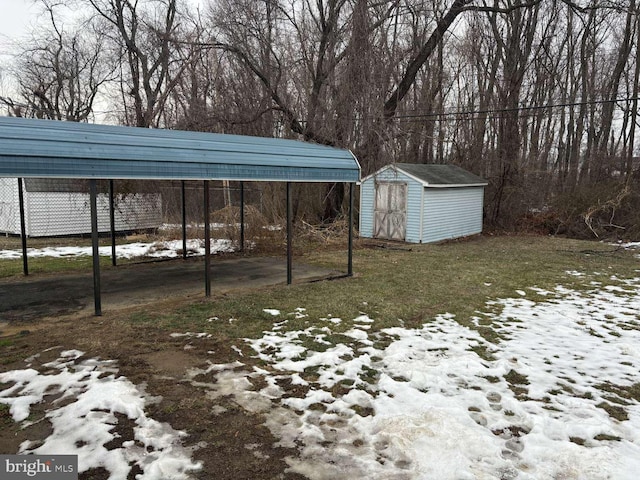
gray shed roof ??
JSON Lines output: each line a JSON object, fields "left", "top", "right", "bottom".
{"left": 364, "top": 163, "right": 487, "bottom": 187}
{"left": 0, "top": 117, "right": 360, "bottom": 183}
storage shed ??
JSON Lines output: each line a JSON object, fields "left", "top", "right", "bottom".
{"left": 0, "top": 178, "right": 161, "bottom": 236}
{"left": 359, "top": 163, "right": 487, "bottom": 243}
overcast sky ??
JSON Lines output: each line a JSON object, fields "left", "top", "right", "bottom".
{"left": 0, "top": 0, "right": 206, "bottom": 101}
{"left": 0, "top": 0, "right": 207, "bottom": 50}
{"left": 0, "top": 0, "right": 36, "bottom": 44}
{"left": 0, "top": 1, "right": 44, "bottom": 97}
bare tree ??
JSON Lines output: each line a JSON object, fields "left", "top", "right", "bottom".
{"left": 0, "top": 0, "right": 113, "bottom": 121}
{"left": 589, "top": 2, "right": 636, "bottom": 181}
{"left": 484, "top": 2, "right": 540, "bottom": 224}
{"left": 79, "top": 0, "right": 190, "bottom": 127}
{"left": 5, "top": 0, "right": 638, "bottom": 234}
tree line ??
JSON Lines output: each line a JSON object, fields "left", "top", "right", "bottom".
{"left": 2, "top": 0, "right": 639, "bottom": 239}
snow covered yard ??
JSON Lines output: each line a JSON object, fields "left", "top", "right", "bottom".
{"left": 0, "top": 349, "right": 201, "bottom": 479}
{"left": 1, "top": 238, "right": 639, "bottom": 479}
{"left": 193, "top": 273, "right": 640, "bottom": 479}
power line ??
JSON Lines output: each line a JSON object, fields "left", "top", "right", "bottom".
{"left": 5, "top": 91, "right": 637, "bottom": 127}
{"left": 394, "top": 96, "right": 640, "bottom": 122}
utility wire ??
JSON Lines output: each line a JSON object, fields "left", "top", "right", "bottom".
{"left": 394, "top": 96, "right": 640, "bottom": 121}
{"left": 4, "top": 94, "right": 637, "bottom": 126}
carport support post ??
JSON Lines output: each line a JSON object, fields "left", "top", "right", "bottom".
{"left": 17, "top": 178, "right": 28, "bottom": 276}
{"left": 204, "top": 180, "right": 211, "bottom": 297}
{"left": 181, "top": 180, "right": 187, "bottom": 259}
{"left": 348, "top": 182, "right": 354, "bottom": 277}
{"left": 90, "top": 179, "right": 102, "bottom": 316}
{"left": 109, "top": 180, "right": 116, "bottom": 266}
{"left": 286, "top": 182, "right": 292, "bottom": 285}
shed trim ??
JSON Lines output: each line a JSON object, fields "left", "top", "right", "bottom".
{"left": 362, "top": 163, "right": 487, "bottom": 188}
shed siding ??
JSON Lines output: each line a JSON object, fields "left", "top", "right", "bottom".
{"left": 359, "top": 178, "right": 375, "bottom": 238}
{"left": 359, "top": 167, "right": 422, "bottom": 242}
{"left": 23, "top": 192, "right": 162, "bottom": 237}
{"left": 1, "top": 178, "right": 163, "bottom": 236}
{"left": 422, "top": 187, "right": 484, "bottom": 243}
{"left": 0, "top": 177, "right": 19, "bottom": 234}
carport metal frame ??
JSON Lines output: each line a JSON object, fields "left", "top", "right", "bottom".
{"left": 1, "top": 117, "right": 360, "bottom": 315}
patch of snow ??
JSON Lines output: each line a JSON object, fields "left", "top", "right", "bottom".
{"left": 170, "top": 332, "right": 211, "bottom": 339}
{"left": 0, "top": 350, "right": 201, "bottom": 479}
{"left": 321, "top": 316, "right": 342, "bottom": 325}
{"left": 193, "top": 276, "right": 640, "bottom": 480}
{"left": 528, "top": 287, "right": 552, "bottom": 296}
{"left": 353, "top": 314, "right": 374, "bottom": 323}
{"left": 231, "top": 345, "right": 244, "bottom": 357}
{"left": 565, "top": 270, "right": 585, "bottom": 276}
{"left": 289, "top": 307, "right": 308, "bottom": 319}
{"left": 160, "top": 223, "right": 235, "bottom": 230}
{"left": 0, "top": 239, "right": 235, "bottom": 260}
{"left": 616, "top": 242, "right": 640, "bottom": 250}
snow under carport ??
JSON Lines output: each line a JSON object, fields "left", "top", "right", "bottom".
{"left": 0, "top": 116, "right": 361, "bottom": 315}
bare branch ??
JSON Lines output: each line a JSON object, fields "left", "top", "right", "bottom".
{"left": 383, "top": 0, "right": 473, "bottom": 119}
{"left": 462, "top": 0, "right": 543, "bottom": 14}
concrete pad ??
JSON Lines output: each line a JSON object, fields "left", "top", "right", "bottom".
{"left": 0, "top": 256, "right": 339, "bottom": 322}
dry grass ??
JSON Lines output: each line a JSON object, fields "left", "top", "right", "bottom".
{"left": 296, "top": 217, "right": 354, "bottom": 248}
{"left": 111, "top": 234, "right": 639, "bottom": 345}
{"left": 209, "top": 204, "right": 284, "bottom": 253}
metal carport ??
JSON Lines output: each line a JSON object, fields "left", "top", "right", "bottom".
{"left": 0, "top": 116, "right": 361, "bottom": 315}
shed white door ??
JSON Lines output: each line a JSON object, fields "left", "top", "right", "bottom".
{"left": 373, "top": 182, "right": 406, "bottom": 241}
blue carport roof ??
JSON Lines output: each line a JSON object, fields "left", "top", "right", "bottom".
{"left": 0, "top": 117, "right": 361, "bottom": 183}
